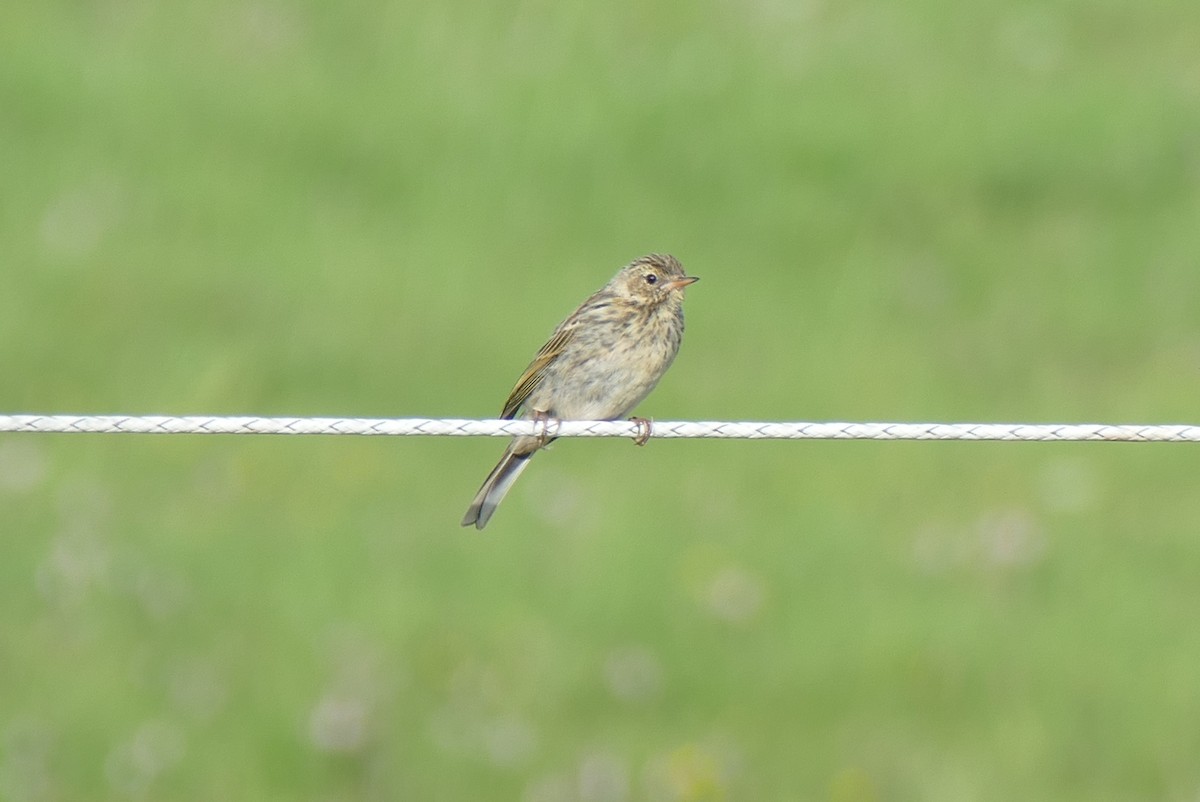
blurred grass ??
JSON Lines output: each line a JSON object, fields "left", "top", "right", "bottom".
{"left": 3, "top": 0, "right": 1200, "bottom": 799}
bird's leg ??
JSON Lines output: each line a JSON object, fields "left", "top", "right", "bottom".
{"left": 532, "top": 409, "right": 556, "bottom": 447}
{"left": 629, "top": 416, "right": 653, "bottom": 446}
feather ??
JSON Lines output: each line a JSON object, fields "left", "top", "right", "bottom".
{"left": 500, "top": 324, "right": 577, "bottom": 419}
{"left": 460, "top": 447, "right": 534, "bottom": 529}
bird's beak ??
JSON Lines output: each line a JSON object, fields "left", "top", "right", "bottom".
{"left": 666, "top": 276, "right": 699, "bottom": 291}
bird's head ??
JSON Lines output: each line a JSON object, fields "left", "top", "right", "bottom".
{"left": 612, "top": 253, "right": 698, "bottom": 306}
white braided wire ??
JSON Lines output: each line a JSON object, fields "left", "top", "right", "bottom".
{"left": 1, "top": 415, "right": 1198, "bottom": 442}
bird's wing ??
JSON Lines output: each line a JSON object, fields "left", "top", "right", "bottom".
{"left": 500, "top": 324, "right": 576, "bottom": 419}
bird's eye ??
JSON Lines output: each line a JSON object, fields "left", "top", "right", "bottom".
{"left": 644, "top": 273, "right": 658, "bottom": 285}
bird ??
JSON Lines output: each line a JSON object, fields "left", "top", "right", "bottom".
{"left": 461, "top": 253, "right": 698, "bottom": 529}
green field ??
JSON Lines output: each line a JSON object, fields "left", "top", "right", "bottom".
{"left": 3, "top": 1, "right": 1200, "bottom": 799}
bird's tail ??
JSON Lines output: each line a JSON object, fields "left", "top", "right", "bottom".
{"left": 461, "top": 446, "right": 534, "bottom": 530}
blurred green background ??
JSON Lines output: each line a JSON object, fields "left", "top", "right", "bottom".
{"left": 3, "top": 0, "right": 1200, "bottom": 799}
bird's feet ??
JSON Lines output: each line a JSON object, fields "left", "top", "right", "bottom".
{"left": 532, "top": 409, "right": 557, "bottom": 447}
{"left": 630, "top": 416, "right": 653, "bottom": 446}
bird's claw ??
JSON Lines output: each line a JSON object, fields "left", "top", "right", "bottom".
{"left": 532, "top": 410, "right": 558, "bottom": 447}
{"left": 630, "top": 416, "right": 652, "bottom": 446}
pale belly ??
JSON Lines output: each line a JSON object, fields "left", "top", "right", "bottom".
{"left": 525, "top": 332, "right": 679, "bottom": 420}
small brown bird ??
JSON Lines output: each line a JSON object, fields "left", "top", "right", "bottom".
{"left": 461, "top": 254, "right": 698, "bottom": 529}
